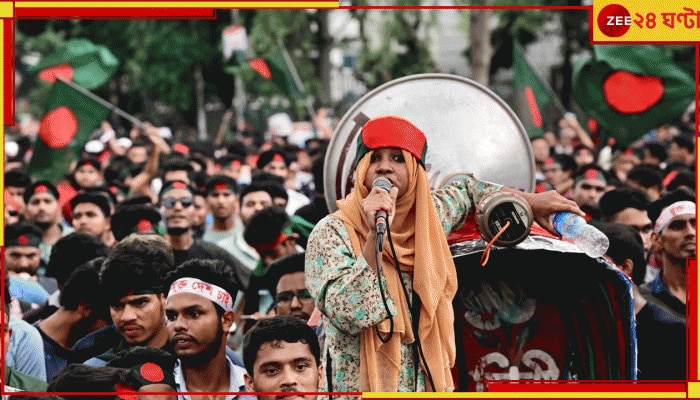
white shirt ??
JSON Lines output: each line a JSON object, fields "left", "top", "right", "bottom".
{"left": 174, "top": 355, "right": 254, "bottom": 400}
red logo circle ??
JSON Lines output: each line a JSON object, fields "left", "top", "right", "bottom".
{"left": 136, "top": 219, "right": 152, "bottom": 232}
{"left": 598, "top": 4, "right": 631, "bottom": 37}
{"left": 17, "top": 235, "right": 29, "bottom": 246}
{"left": 140, "top": 362, "right": 165, "bottom": 383}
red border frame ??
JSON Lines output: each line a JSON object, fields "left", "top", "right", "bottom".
{"left": 2, "top": 3, "right": 699, "bottom": 398}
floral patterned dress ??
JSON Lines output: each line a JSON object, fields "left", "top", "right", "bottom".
{"left": 305, "top": 176, "right": 502, "bottom": 392}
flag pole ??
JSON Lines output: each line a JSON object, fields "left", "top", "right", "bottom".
{"left": 56, "top": 76, "right": 146, "bottom": 129}
{"left": 276, "top": 37, "right": 316, "bottom": 119}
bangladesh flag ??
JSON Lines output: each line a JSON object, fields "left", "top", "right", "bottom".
{"left": 27, "top": 80, "right": 111, "bottom": 182}
{"left": 28, "top": 38, "right": 119, "bottom": 90}
{"left": 512, "top": 42, "right": 565, "bottom": 138}
{"left": 226, "top": 49, "right": 305, "bottom": 100}
{"left": 572, "top": 45, "right": 694, "bottom": 147}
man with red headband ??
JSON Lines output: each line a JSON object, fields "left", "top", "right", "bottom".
{"left": 164, "top": 259, "right": 252, "bottom": 399}
{"left": 640, "top": 188, "right": 695, "bottom": 323}
{"left": 305, "top": 115, "right": 582, "bottom": 392}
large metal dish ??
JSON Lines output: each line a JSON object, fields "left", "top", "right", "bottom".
{"left": 325, "top": 73, "right": 535, "bottom": 212}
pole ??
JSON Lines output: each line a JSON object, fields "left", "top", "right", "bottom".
{"left": 57, "top": 76, "right": 145, "bottom": 129}
{"left": 231, "top": 10, "right": 247, "bottom": 135}
{"left": 276, "top": 37, "right": 316, "bottom": 119}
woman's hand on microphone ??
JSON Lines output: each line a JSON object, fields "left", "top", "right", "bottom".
{"left": 361, "top": 186, "right": 399, "bottom": 231}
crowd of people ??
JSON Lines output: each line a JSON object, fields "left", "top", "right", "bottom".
{"left": 1, "top": 107, "right": 695, "bottom": 396}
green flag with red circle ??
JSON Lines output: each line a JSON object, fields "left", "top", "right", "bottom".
{"left": 28, "top": 38, "right": 119, "bottom": 90}
{"left": 27, "top": 79, "right": 110, "bottom": 183}
{"left": 572, "top": 45, "right": 694, "bottom": 148}
{"left": 225, "top": 49, "right": 304, "bottom": 100}
{"left": 512, "top": 42, "right": 566, "bottom": 138}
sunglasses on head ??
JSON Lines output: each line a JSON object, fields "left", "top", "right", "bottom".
{"left": 275, "top": 289, "right": 313, "bottom": 304}
{"left": 161, "top": 197, "right": 194, "bottom": 209}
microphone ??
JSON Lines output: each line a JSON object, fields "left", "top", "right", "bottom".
{"left": 372, "top": 177, "right": 392, "bottom": 236}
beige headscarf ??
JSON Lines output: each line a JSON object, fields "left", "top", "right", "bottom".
{"left": 334, "top": 147, "right": 457, "bottom": 392}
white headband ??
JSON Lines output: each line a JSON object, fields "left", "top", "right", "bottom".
{"left": 654, "top": 201, "right": 696, "bottom": 233}
{"left": 168, "top": 277, "right": 234, "bottom": 312}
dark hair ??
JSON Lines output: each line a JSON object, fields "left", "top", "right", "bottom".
{"left": 47, "top": 364, "right": 143, "bottom": 396}
{"left": 4, "top": 169, "right": 31, "bottom": 188}
{"left": 226, "top": 140, "right": 249, "bottom": 158}
{"left": 550, "top": 153, "right": 577, "bottom": 173}
{"left": 643, "top": 142, "right": 668, "bottom": 163}
{"left": 626, "top": 164, "right": 662, "bottom": 189}
{"left": 664, "top": 168, "right": 695, "bottom": 193}
{"left": 103, "top": 155, "right": 133, "bottom": 184}
{"left": 251, "top": 172, "right": 287, "bottom": 201}
{"left": 204, "top": 174, "right": 240, "bottom": 195}
{"left": 264, "top": 252, "right": 306, "bottom": 296}
{"left": 239, "top": 181, "right": 280, "bottom": 207}
{"left": 100, "top": 235, "right": 174, "bottom": 302}
{"left": 70, "top": 192, "right": 112, "bottom": 218}
{"left": 4, "top": 221, "right": 43, "bottom": 246}
{"left": 311, "top": 156, "right": 325, "bottom": 195}
{"left": 110, "top": 203, "right": 161, "bottom": 241}
{"left": 595, "top": 222, "right": 647, "bottom": 286}
{"left": 599, "top": 186, "right": 651, "bottom": 220}
{"left": 164, "top": 259, "right": 239, "bottom": 315}
{"left": 161, "top": 156, "right": 194, "bottom": 184}
{"left": 244, "top": 206, "right": 290, "bottom": 251}
{"left": 107, "top": 345, "right": 177, "bottom": 370}
{"left": 648, "top": 187, "right": 695, "bottom": 226}
{"left": 59, "top": 257, "right": 109, "bottom": 322}
{"left": 107, "top": 345, "right": 177, "bottom": 387}
{"left": 574, "top": 163, "right": 610, "bottom": 182}
{"left": 47, "top": 233, "right": 110, "bottom": 287}
{"left": 671, "top": 134, "right": 694, "bottom": 152}
{"left": 242, "top": 315, "right": 321, "bottom": 377}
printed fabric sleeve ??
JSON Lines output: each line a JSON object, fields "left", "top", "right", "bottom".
{"left": 431, "top": 174, "right": 503, "bottom": 234}
{"left": 305, "top": 215, "right": 397, "bottom": 336}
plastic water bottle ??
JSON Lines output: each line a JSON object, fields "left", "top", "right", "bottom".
{"left": 549, "top": 212, "right": 609, "bottom": 258}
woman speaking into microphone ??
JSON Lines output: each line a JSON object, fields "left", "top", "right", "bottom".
{"left": 305, "top": 115, "right": 582, "bottom": 393}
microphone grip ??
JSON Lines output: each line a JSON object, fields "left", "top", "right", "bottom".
{"left": 375, "top": 210, "right": 387, "bottom": 235}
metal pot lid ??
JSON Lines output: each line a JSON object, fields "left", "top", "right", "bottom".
{"left": 324, "top": 73, "right": 535, "bottom": 212}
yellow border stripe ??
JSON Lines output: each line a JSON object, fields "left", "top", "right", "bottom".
{"left": 0, "top": 2, "right": 12, "bottom": 17}
{"left": 16, "top": 2, "right": 339, "bottom": 8}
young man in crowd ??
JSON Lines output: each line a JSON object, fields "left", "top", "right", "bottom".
{"left": 241, "top": 207, "right": 302, "bottom": 322}
{"left": 24, "top": 232, "right": 110, "bottom": 324}
{"left": 84, "top": 234, "right": 174, "bottom": 366}
{"left": 5, "top": 168, "right": 32, "bottom": 215}
{"left": 159, "top": 180, "right": 248, "bottom": 289}
{"left": 164, "top": 259, "right": 252, "bottom": 399}
{"left": 264, "top": 253, "right": 315, "bottom": 323}
{"left": 22, "top": 181, "right": 74, "bottom": 264}
{"left": 204, "top": 179, "right": 278, "bottom": 275}
{"left": 69, "top": 191, "right": 114, "bottom": 247}
{"left": 599, "top": 186, "right": 655, "bottom": 282}
{"left": 256, "top": 149, "right": 310, "bottom": 215}
{"left": 35, "top": 257, "right": 111, "bottom": 381}
{"left": 242, "top": 316, "right": 323, "bottom": 400}
{"left": 640, "top": 188, "right": 695, "bottom": 323}
{"left": 570, "top": 164, "right": 610, "bottom": 220}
